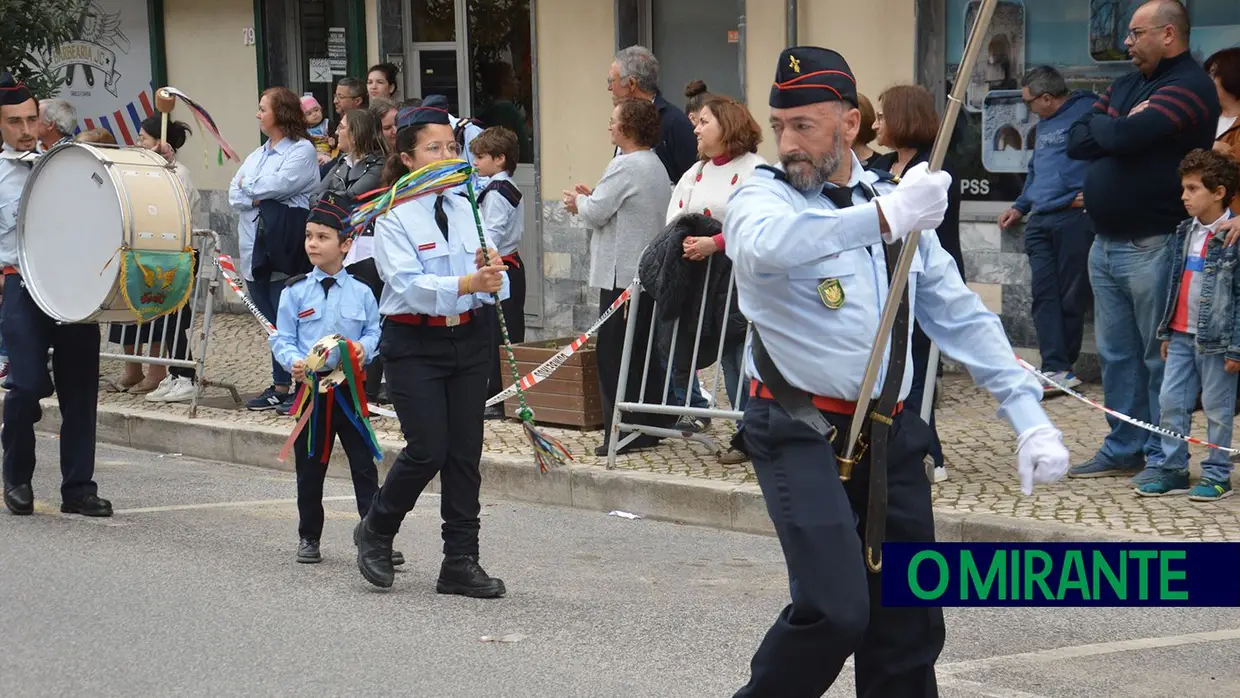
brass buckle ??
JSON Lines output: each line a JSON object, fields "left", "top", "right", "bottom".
{"left": 445, "top": 313, "right": 461, "bottom": 327}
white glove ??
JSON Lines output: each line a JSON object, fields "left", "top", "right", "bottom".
{"left": 1016, "top": 425, "right": 1070, "bottom": 495}
{"left": 874, "top": 162, "right": 952, "bottom": 243}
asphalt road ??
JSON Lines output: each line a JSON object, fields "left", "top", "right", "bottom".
{"left": 1, "top": 435, "right": 1239, "bottom": 697}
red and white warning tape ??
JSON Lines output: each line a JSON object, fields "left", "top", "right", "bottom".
{"left": 484, "top": 279, "right": 636, "bottom": 408}
{"left": 214, "top": 255, "right": 399, "bottom": 419}
{"left": 1017, "top": 356, "right": 1240, "bottom": 455}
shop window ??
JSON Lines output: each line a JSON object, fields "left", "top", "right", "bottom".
{"left": 467, "top": 0, "right": 535, "bottom": 163}
{"left": 412, "top": 0, "right": 457, "bottom": 42}
{"left": 938, "top": 0, "right": 1240, "bottom": 206}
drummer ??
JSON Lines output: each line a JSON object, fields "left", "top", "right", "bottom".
{"left": 0, "top": 72, "right": 112, "bottom": 517}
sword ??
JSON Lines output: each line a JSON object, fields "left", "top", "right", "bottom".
{"left": 842, "top": 0, "right": 1000, "bottom": 460}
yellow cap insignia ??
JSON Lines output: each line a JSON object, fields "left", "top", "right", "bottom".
{"left": 789, "top": 55, "right": 801, "bottom": 74}
{"left": 818, "top": 278, "right": 845, "bottom": 309}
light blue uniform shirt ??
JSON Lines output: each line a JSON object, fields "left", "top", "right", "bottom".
{"left": 374, "top": 188, "right": 509, "bottom": 317}
{"left": 725, "top": 153, "right": 1050, "bottom": 437}
{"left": 270, "top": 266, "right": 381, "bottom": 373}
{"left": 477, "top": 171, "right": 524, "bottom": 257}
{"left": 228, "top": 137, "right": 319, "bottom": 281}
{"left": 450, "top": 115, "right": 484, "bottom": 167}
{"left": 0, "top": 145, "right": 35, "bottom": 268}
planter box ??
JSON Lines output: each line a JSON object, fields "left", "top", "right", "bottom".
{"left": 499, "top": 337, "right": 603, "bottom": 429}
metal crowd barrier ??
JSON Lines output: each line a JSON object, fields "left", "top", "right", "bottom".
{"left": 97, "top": 229, "right": 242, "bottom": 417}
{"left": 607, "top": 254, "right": 752, "bottom": 469}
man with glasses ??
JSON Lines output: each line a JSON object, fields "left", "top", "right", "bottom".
{"left": 999, "top": 66, "right": 1098, "bottom": 395}
{"left": 1065, "top": 0, "right": 1219, "bottom": 483}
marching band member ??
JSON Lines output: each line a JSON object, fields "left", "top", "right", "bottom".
{"left": 724, "top": 48, "right": 1070, "bottom": 696}
{"left": 354, "top": 95, "right": 510, "bottom": 596}
{"left": 0, "top": 73, "right": 111, "bottom": 517}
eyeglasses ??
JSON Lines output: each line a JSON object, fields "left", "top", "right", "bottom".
{"left": 1127, "top": 24, "right": 1171, "bottom": 41}
{"left": 415, "top": 141, "right": 461, "bottom": 156}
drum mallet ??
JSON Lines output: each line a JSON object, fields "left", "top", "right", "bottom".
{"left": 155, "top": 88, "right": 177, "bottom": 148}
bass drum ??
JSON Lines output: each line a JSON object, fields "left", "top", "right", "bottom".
{"left": 17, "top": 142, "right": 192, "bottom": 324}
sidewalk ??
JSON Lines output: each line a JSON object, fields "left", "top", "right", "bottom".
{"left": 53, "top": 313, "right": 1236, "bottom": 541}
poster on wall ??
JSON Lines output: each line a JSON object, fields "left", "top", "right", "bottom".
{"left": 1090, "top": 0, "right": 1142, "bottom": 62}
{"left": 981, "top": 90, "right": 1037, "bottom": 174}
{"left": 964, "top": 0, "right": 1025, "bottom": 113}
{"left": 45, "top": 0, "right": 154, "bottom": 146}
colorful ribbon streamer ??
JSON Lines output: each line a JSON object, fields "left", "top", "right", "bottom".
{"left": 348, "top": 159, "right": 474, "bottom": 239}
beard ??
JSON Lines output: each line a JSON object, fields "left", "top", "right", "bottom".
{"left": 780, "top": 124, "right": 847, "bottom": 192}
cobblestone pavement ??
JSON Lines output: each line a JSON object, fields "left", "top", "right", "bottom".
{"left": 95, "top": 313, "right": 1240, "bottom": 541}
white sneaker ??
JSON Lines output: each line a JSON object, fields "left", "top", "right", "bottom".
{"left": 144, "top": 375, "right": 176, "bottom": 401}
{"left": 148, "top": 376, "right": 198, "bottom": 403}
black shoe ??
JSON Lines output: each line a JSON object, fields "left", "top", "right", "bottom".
{"left": 593, "top": 433, "right": 662, "bottom": 457}
{"left": 392, "top": 550, "right": 406, "bottom": 566}
{"left": 437, "top": 555, "right": 506, "bottom": 598}
{"left": 297, "top": 538, "right": 322, "bottom": 563}
{"left": 354, "top": 518, "right": 395, "bottom": 588}
{"left": 4, "top": 483, "right": 33, "bottom": 515}
{"left": 60, "top": 494, "right": 113, "bottom": 517}
{"left": 483, "top": 405, "right": 505, "bottom": 420}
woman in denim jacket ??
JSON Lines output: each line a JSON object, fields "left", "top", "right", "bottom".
{"left": 1142, "top": 149, "right": 1240, "bottom": 501}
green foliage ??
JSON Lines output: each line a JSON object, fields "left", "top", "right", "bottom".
{"left": 0, "top": 0, "right": 91, "bottom": 99}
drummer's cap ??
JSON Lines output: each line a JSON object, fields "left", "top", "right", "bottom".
{"left": 770, "top": 47, "right": 857, "bottom": 110}
{"left": 396, "top": 94, "right": 450, "bottom": 131}
{"left": 308, "top": 192, "right": 353, "bottom": 238}
{"left": 0, "top": 72, "right": 33, "bottom": 108}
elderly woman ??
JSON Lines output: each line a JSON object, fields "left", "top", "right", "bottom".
{"left": 565, "top": 97, "right": 676, "bottom": 455}
{"left": 871, "top": 84, "right": 962, "bottom": 483}
{"left": 668, "top": 95, "right": 767, "bottom": 458}
{"left": 229, "top": 86, "right": 320, "bottom": 412}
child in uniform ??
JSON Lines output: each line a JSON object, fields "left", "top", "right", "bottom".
{"left": 1140, "top": 149, "right": 1240, "bottom": 501}
{"left": 470, "top": 126, "right": 525, "bottom": 416}
{"left": 271, "top": 192, "right": 404, "bottom": 563}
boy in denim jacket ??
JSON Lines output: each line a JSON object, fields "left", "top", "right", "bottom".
{"left": 1140, "top": 149, "right": 1240, "bottom": 501}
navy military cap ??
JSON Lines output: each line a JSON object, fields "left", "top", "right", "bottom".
{"left": 769, "top": 47, "right": 857, "bottom": 109}
{"left": 307, "top": 191, "right": 353, "bottom": 232}
{"left": 396, "top": 94, "right": 451, "bottom": 130}
{"left": 0, "top": 72, "right": 33, "bottom": 107}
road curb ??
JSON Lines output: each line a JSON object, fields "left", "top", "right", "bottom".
{"left": 20, "top": 397, "right": 1159, "bottom": 542}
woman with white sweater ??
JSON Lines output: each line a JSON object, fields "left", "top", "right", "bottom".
{"left": 667, "top": 95, "right": 766, "bottom": 463}
{"left": 565, "top": 98, "right": 676, "bottom": 456}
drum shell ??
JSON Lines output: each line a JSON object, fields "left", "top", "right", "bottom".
{"left": 16, "top": 142, "right": 193, "bottom": 324}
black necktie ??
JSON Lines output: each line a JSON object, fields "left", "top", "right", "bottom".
{"left": 433, "top": 195, "right": 449, "bottom": 242}
{"left": 320, "top": 277, "right": 336, "bottom": 299}
{"left": 824, "top": 184, "right": 856, "bottom": 209}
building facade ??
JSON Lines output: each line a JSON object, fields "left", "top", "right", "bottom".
{"left": 48, "top": 0, "right": 1240, "bottom": 374}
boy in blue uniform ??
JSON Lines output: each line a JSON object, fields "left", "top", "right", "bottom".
{"left": 271, "top": 192, "right": 400, "bottom": 565}
{"left": 471, "top": 126, "right": 526, "bottom": 416}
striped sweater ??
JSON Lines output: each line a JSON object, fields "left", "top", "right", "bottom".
{"left": 1067, "top": 51, "right": 1219, "bottom": 240}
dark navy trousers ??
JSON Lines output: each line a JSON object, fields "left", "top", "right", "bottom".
{"left": 734, "top": 397, "right": 944, "bottom": 698}
{"left": 1, "top": 274, "right": 101, "bottom": 500}
{"left": 1024, "top": 208, "right": 1095, "bottom": 373}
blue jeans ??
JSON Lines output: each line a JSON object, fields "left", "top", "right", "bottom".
{"left": 1088, "top": 235, "right": 1173, "bottom": 468}
{"left": 721, "top": 338, "right": 749, "bottom": 414}
{"left": 1157, "top": 332, "right": 1237, "bottom": 482}
{"left": 247, "top": 278, "right": 292, "bottom": 387}
{"left": 1025, "top": 209, "right": 1095, "bottom": 373}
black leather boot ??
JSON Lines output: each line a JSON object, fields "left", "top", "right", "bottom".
{"left": 4, "top": 483, "right": 33, "bottom": 516}
{"left": 297, "top": 538, "right": 321, "bottom": 563}
{"left": 354, "top": 518, "right": 395, "bottom": 588}
{"left": 436, "top": 555, "right": 506, "bottom": 598}
{"left": 60, "top": 494, "right": 112, "bottom": 517}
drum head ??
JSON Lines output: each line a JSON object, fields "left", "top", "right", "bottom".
{"left": 18, "top": 144, "right": 126, "bottom": 323}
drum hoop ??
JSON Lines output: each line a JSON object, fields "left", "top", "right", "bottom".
{"left": 16, "top": 143, "right": 188, "bottom": 324}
